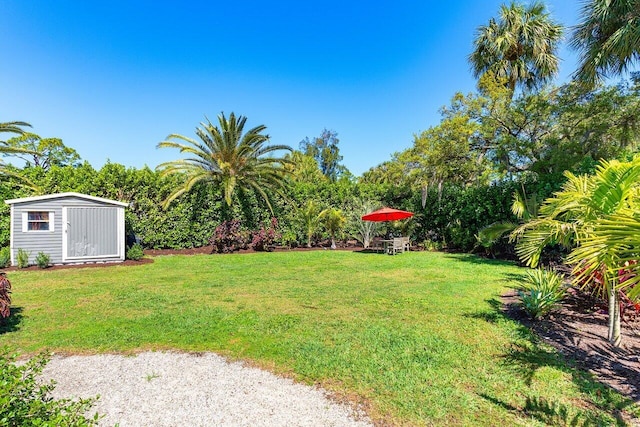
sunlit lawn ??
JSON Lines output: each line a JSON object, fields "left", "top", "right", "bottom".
{"left": 1, "top": 250, "right": 637, "bottom": 425}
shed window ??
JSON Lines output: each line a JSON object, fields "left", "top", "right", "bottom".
{"left": 22, "top": 211, "right": 55, "bottom": 232}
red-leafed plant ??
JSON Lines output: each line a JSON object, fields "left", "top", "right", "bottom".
{"left": 576, "top": 260, "right": 640, "bottom": 321}
{"left": 0, "top": 273, "right": 11, "bottom": 320}
{"left": 251, "top": 218, "right": 280, "bottom": 252}
{"left": 209, "top": 220, "right": 250, "bottom": 253}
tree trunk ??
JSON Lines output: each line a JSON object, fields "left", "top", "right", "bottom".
{"left": 330, "top": 236, "right": 336, "bottom": 250}
{"left": 608, "top": 286, "right": 622, "bottom": 347}
{"left": 307, "top": 232, "right": 312, "bottom": 248}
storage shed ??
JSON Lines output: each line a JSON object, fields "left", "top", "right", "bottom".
{"left": 5, "top": 192, "right": 127, "bottom": 266}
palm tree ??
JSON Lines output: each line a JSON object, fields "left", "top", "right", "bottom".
{"left": 0, "top": 121, "right": 39, "bottom": 191}
{"left": 298, "top": 200, "right": 322, "bottom": 248}
{"left": 571, "top": 0, "right": 640, "bottom": 84}
{"left": 157, "top": 112, "right": 292, "bottom": 213}
{"left": 514, "top": 157, "right": 640, "bottom": 346}
{"left": 0, "top": 121, "right": 30, "bottom": 140}
{"left": 319, "top": 208, "right": 346, "bottom": 250}
{"left": 469, "top": 1, "right": 563, "bottom": 94}
{"left": 1, "top": 121, "right": 31, "bottom": 154}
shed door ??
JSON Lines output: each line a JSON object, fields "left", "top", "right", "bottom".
{"left": 64, "top": 207, "right": 119, "bottom": 259}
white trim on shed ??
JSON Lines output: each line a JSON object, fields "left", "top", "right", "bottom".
{"left": 5, "top": 192, "right": 128, "bottom": 207}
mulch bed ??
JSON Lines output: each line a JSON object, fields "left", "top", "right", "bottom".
{"left": 503, "top": 289, "right": 640, "bottom": 402}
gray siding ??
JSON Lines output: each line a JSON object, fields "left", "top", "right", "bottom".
{"left": 11, "top": 196, "right": 124, "bottom": 265}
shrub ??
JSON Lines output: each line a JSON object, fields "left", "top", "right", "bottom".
{"left": 126, "top": 243, "right": 144, "bottom": 261}
{"left": 516, "top": 268, "right": 566, "bottom": 319}
{"left": 0, "top": 247, "right": 10, "bottom": 269}
{"left": 0, "top": 350, "right": 100, "bottom": 426}
{"left": 16, "top": 249, "right": 30, "bottom": 269}
{"left": 209, "top": 220, "right": 249, "bottom": 253}
{"left": 0, "top": 273, "right": 10, "bottom": 320}
{"left": 279, "top": 230, "right": 299, "bottom": 249}
{"left": 35, "top": 252, "right": 50, "bottom": 269}
{"left": 251, "top": 218, "right": 280, "bottom": 252}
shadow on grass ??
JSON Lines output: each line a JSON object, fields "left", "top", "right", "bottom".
{"left": 353, "top": 249, "right": 386, "bottom": 255}
{"left": 479, "top": 393, "right": 627, "bottom": 426}
{"left": 470, "top": 299, "right": 638, "bottom": 424}
{"left": 0, "top": 306, "right": 23, "bottom": 334}
{"left": 443, "top": 253, "right": 517, "bottom": 267}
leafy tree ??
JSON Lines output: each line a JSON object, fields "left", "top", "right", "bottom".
{"left": 409, "top": 112, "right": 486, "bottom": 193}
{"left": 469, "top": 1, "right": 563, "bottom": 94}
{"left": 299, "top": 129, "right": 345, "bottom": 181}
{"left": 514, "top": 157, "right": 640, "bottom": 346}
{"left": 284, "top": 150, "right": 327, "bottom": 183}
{"left": 443, "top": 75, "right": 640, "bottom": 177}
{"left": 157, "top": 112, "right": 292, "bottom": 213}
{"left": 319, "top": 207, "right": 346, "bottom": 249}
{"left": 571, "top": 0, "right": 640, "bottom": 84}
{"left": 4, "top": 133, "right": 81, "bottom": 170}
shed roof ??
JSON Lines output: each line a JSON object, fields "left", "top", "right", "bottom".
{"left": 4, "top": 192, "right": 129, "bottom": 207}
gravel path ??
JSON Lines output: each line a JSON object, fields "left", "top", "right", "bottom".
{"left": 41, "top": 352, "right": 373, "bottom": 427}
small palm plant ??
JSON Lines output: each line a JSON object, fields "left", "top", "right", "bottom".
{"left": 319, "top": 208, "right": 346, "bottom": 250}
{"left": 515, "top": 268, "right": 566, "bottom": 319}
{"left": 298, "top": 201, "right": 322, "bottom": 248}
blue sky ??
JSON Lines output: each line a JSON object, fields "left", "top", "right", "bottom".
{"left": 1, "top": 1, "right": 582, "bottom": 177}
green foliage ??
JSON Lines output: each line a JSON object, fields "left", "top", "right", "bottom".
{"left": 4, "top": 132, "right": 81, "bottom": 170}
{"left": 296, "top": 200, "right": 322, "bottom": 248}
{"left": 299, "top": 129, "right": 345, "bottom": 181}
{"left": 571, "top": 0, "right": 640, "bottom": 84}
{"left": 34, "top": 252, "right": 50, "bottom": 269}
{"left": 16, "top": 249, "right": 30, "bottom": 269}
{"left": 515, "top": 157, "right": 640, "bottom": 345}
{"left": 157, "top": 112, "right": 292, "bottom": 213}
{"left": 126, "top": 243, "right": 144, "bottom": 261}
{"left": 345, "top": 198, "right": 380, "bottom": 248}
{"left": 0, "top": 247, "right": 10, "bottom": 269}
{"left": 0, "top": 350, "right": 99, "bottom": 426}
{"left": 515, "top": 268, "right": 566, "bottom": 319}
{"left": 319, "top": 208, "right": 346, "bottom": 249}
{"left": 469, "top": 1, "right": 563, "bottom": 92}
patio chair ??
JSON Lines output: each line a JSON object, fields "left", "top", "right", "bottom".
{"left": 388, "top": 237, "right": 404, "bottom": 255}
{"left": 370, "top": 237, "right": 384, "bottom": 253}
{"left": 402, "top": 236, "right": 410, "bottom": 252}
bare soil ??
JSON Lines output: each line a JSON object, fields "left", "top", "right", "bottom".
{"left": 503, "top": 289, "right": 640, "bottom": 402}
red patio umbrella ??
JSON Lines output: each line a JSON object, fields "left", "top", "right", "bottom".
{"left": 361, "top": 207, "right": 414, "bottom": 222}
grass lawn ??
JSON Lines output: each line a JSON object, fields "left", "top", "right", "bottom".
{"left": 1, "top": 250, "right": 637, "bottom": 425}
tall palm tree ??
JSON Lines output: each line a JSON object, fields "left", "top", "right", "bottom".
{"left": 157, "top": 112, "right": 292, "bottom": 213}
{"left": 469, "top": 1, "right": 563, "bottom": 94}
{"left": 514, "top": 157, "right": 640, "bottom": 346}
{"left": 571, "top": 0, "right": 640, "bottom": 84}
